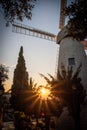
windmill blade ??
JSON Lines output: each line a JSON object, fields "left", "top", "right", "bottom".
{"left": 59, "top": 0, "right": 67, "bottom": 29}
{"left": 12, "top": 22, "right": 87, "bottom": 50}
{"left": 12, "top": 22, "right": 56, "bottom": 42}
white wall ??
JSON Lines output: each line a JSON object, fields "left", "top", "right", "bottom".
{"left": 57, "top": 37, "right": 87, "bottom": 93}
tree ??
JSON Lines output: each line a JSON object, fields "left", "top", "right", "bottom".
{"left": 64, "top": 0, "right": 87, "bottom": 40}
{"left": 0, "top": 64, "right": 9, "bottom": 93}
{"left": 54, "top": 65, "right": 86, "bottom": 130}
{"left": 41, "top": 65, "right": 86, "bottom": 130}
{"left": 0, "top": 64, "right": 8, "bottom": 129}
{"left": 11, "top": 46, "right": 30, "bottom": 111}
{"left": 12, "top": 46, "right": 29, "bottom": 90}
{"left": 0, "top": 0, "right": 37, "bottom": 26}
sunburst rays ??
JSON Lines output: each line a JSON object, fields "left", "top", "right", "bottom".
{"left": 19, "top": 85, "right": 58, "bottom": 116}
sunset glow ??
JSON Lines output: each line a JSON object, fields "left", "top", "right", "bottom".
{"left": 39, "top": 87, "right": 50, "bottom": 99}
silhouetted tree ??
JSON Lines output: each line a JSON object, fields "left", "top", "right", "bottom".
{"left": 54, "top": 65, "right": 86, "bottom": 130}
{"left": 0, "top": 64, "right": 8, "bottom": 88}
{"left": 0, "top": 64, "right": 8, "bottom": 129}
{"left": 12, "top": 46, "right": 29, "bottom": 90}
{"left": 41, "top": 64, "right": 86, "bottom": 130}
{"left": 0, "top": 0, "right": 37, "bottom": 26}
{"left": 64, "top": 0, "right": 87, "bottom": 40}
{"left": 11, "top": 46, "right": 30, "bottom": 111}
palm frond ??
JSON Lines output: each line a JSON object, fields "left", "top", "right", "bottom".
{"left": 39, "top": 73, "right": 51, "bottom": 84}
{"left": 47, "top": 73, "right": 55, "bottom": 81}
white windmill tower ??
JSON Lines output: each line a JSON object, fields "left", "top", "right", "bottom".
{"left": 12, "top": 0, "right": 87, "bottom": 93}
{"left": 57, "top": 0, "right": 87, "bottom": 94}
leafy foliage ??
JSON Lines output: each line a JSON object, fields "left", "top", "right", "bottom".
{"left": 0, "top": 0, "right": 37, "bottom": 25}
{"left": 0, "top": 64, "right": 8, "bottom": 91}
{"left": 0, "top": 64, "right": 8, "bottom": 84}
{"left": 41, "top": 64, "right": 86, "bottom": 129}
{"left": 53, "top": 64, "right": 86, "bottom": 109}
{"left": 56, "top": 64, "right": 86, "bottom": 130}
{"left": 0, "top": 65, "right": 8, "bottom": 128}
{"left": 64, "top": 0, "right": 87, "bottom": 40}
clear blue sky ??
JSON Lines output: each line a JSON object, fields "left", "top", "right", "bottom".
{"left": 0, "top": 0, "right": 61, "bottom": 91}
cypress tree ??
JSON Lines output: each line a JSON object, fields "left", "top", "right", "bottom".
{"left": 12, "top": 46, "right": 29, "bottom": 90}
{"left": 11, "top": 46, "right": 30, "bottom": 111}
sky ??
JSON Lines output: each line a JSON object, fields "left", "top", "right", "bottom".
{"left": 0, "top": 0, "right": 61, "bottom": 91}
{"left": 0, "top": 0, "right": 87, "bottom": 92}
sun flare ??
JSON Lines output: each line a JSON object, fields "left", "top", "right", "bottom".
{"left": 39, "top": 87, "right": 50, "bottom": 99}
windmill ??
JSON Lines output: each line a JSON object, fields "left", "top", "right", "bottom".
{"left": 12, "top": 0, "right": 87, "bottom": 92}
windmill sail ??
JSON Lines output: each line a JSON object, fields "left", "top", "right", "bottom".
{"left": 59, "top": 0, "right": 67, "bottom": 29}
{"left": 12, "top": 22, "right": 56, "bottom": 42}
{"left": 12, "top": 22, "right": 87, "bottom": 50}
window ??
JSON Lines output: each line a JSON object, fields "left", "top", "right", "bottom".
{"left": 68, "top": 58, "right": 75, "bottom": 65}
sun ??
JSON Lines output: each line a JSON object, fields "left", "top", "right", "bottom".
{"left": 39, "top": 87, "right": 50, "bottom": 99}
